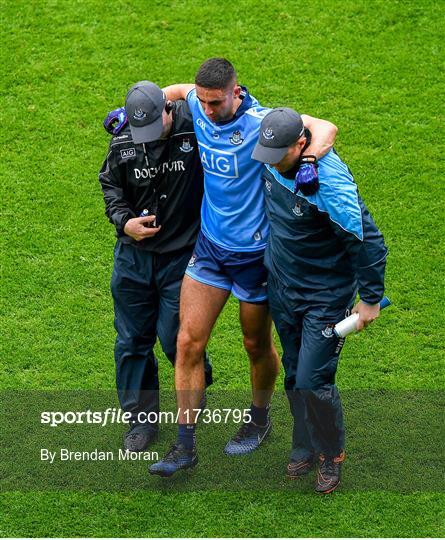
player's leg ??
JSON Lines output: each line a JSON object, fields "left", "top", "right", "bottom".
{"left": 150, "top": 233, "right": 233, "bottom": 476}
{"left": 239, "top": 300, "right": 280, "bottom": 407}
{"left": 149, "top": 275, "right": 229, "bottom": 477}
{"left": 111, "top": 241, "right": 160, "bottom": 451}
{"left": 155, "top": 249, "right": 213, "bottom": 390}
{"left": 222, "top": 250, "right": 280, "bottom": 455}
{"left": 223, "top": 300, "right": 279, "bottom": 455}
{"left": 226, "top": 248, "right": 280, "bottom": 409}
{"left": 175, "top": 275, "right": 229, "bottom": 422}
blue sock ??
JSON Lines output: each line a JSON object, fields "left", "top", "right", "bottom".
{"left": 177, "top": 424, "right": 196, "bottom": 450}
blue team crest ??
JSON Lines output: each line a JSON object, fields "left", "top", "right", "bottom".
{"left": 180, "top": 138, "right": 193, "bottom": 152}
{"left": 292, "top": 202, "right": 303, "bottom": 217}
{"left": 322, "top": 324, "right": 335, "bottom": 339}
{"left": 263, "top": 128, "right": 274, "bottom": 140}
{"left": 229, "top": 130, "right": 244, "bottom": 145}
{"left": 133, "top": 108, "right": 146, "bottom": 120}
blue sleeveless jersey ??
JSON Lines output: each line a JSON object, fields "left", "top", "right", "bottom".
{"left": 187, "top": 88, "right": 270, "bottom": 252}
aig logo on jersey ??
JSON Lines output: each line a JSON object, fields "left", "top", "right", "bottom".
{"left": 120, "top": 148, "right": 136, "bottom": 160}
{"left": 180, "top": 138, "right": 193, "bottom": 153}
{"left": 198, "top": 142, "right": 239, "bottom": 179}
{"left": 229, "top": 130, "right": 244, "bottom": 145}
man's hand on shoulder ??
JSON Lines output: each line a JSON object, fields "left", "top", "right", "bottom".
{"left": 104, "top": 107, "right": 128, "bottom": 135}
{"left": 352, "top": 301, "right": 381, "bottom": 332}
{"left": 124, "top": 216, "right": 161, "bottom": 241}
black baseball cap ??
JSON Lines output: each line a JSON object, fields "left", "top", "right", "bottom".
{"left": 125, "top": 81, "right": 166, "bottom": 143}
{"left": 252, "top": 107, "right": 305, "bottom": 164}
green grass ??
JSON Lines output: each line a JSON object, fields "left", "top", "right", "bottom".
{"left": 1, "top": 0, "right": 444, "bottom": 537}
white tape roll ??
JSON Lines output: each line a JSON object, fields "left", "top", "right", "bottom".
{"left": 334, "top": 313, "right": 359, "bottom": 338}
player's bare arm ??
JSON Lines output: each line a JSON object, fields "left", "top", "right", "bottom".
{"left": 301, "top": 114, "right": 338, "bottom": 159}
{"left": 163, "top": 84, "right": 195, "bottom": 101}
{"left": 159, "top": 88, "right": 338, "bottom": 161}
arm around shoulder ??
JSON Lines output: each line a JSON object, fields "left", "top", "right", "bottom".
{"left": 163, "top": 84, "right": 195, "bottom": 101}
{"left": 301, "top": 114, "right": 338, "bottom": 159}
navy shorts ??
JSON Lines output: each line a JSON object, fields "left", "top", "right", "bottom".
{"left": 185, "top": 232, "right": 268, "bottom": 303}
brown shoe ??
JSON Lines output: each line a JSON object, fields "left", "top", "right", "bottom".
{"left": 315, "top": 451, "right": 346, "bottom": 494}
{"left": 287, "top": 455, "right": 315, "bottom": 478}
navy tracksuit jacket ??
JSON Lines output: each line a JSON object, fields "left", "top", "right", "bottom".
{"left": 263, "top": 149, "right": 387, "bottom": 459}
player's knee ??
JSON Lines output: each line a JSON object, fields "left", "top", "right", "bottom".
{"left": 243, "top": 335, "right": 262, "bottom": 359}
{"left": 243, "top": 334, "right": 274, "bottom": 362}
{"left": 176, "top": 328, "right": 206, "bottom": 365}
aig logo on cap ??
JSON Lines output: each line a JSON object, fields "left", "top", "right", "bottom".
{"left": 262, "top": 128, "right": 274, "bottom": 140}
{"left": 133, "top": 108, "right": 146, "bottom": 121}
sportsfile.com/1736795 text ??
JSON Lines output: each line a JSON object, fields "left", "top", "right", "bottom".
{"left": 40, "top": 408, "right": 252, "bottom": 428}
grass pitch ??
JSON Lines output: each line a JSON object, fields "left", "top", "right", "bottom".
{"left": 1, "top": 0, "right": 444, "bottom": 537}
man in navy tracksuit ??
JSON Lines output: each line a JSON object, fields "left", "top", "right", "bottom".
{"left": 252, "top": 108, "right": 388, "bottom": 493}
{"left": 99, "top": 81, "right": 212, "bottom": 452}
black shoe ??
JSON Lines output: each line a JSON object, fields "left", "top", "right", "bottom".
{"left": 287, "top": 455, "right": 315, "bottom": 478}
{"left": 224, "top": 419, "right": 272, "bottom": 455}
{"left": 123, "top": 428, "right": 157, "bottom": 452}
{"left": 315, "top": 451, "right": 345, "bottom": 494}
{"left": 149, "top": 443, "right": 198, "bottom": 477}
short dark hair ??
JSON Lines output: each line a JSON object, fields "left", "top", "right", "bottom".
{"left": 195, "top": 58, "right": 237, "bottom": 90}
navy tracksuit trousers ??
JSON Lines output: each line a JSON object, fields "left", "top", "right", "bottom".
{"left": 111, "top": 241, "right": 212, "bottom": 432}
{"left": 268, "top": 273, "right": 351, "bottom": 459}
